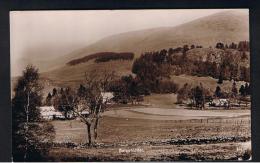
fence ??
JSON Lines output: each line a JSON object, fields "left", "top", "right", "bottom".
{"left": 171, "top": 117, "right": 251, "bottom": 124}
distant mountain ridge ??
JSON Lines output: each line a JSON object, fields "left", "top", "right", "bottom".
{"left": 52, "top": 10, "right": 248, "bottom": 67}
{"left": 34, "top": 10, "right": 249, "bottom": 75}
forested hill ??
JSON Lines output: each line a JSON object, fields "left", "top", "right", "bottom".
{"left": 40, "top": 41, "right": 250, "bottom": 89}
{"left": 132, "top": 41, "right": 250, "bottom": 83}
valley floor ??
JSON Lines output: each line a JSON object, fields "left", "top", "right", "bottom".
{"left": 47, "top": 104, "right": 251, "bottom": 161}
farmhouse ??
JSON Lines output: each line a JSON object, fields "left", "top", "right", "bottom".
{"left": 39, "top": 92, "right": 113, "bottom": 120}
{"left": 208, "top": 98, "right": 229, "bottom": 107}
{"left": 40, "top": 106, "right": 65, "bottom": 120}
{"left": 40, "top": 106, "right": 92, "bottom": 120}
{"left": 101, "top": 92, "right": 114, "bottom": 103}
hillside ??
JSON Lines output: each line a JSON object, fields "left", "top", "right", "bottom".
{"left": 32, "top": 10, "right": 248, "bottom": 73}
{"left": 41, "top": 60, "right": 133, "bottom": 86}
{"left": 39, "top": 49, "right": 248, "bottom": 96}
{"left": 12, "top": 10, "right": 250, "bottom": 97}
{"left": 62, "top": 10, "right": 248, "bottom": 60}
{"left": 39, "top": 71, "right": 246, "bottom": 98}
{"left": 170, "top": 74, "right": 246, "bottom": 93}
{"left": 186, "top": 48, "right": 250, "bottom": 68}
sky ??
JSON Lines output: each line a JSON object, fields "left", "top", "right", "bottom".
{"left": 10, "top": 9, "right": 235, "bottom": 76}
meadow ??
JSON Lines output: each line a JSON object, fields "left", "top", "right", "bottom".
{"left": 47, "top": 95, "right": 251, "bottom": 161}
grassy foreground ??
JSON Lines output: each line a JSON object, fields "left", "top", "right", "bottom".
{"left": 47, "top": 111, "right": 251, "bottom": 161}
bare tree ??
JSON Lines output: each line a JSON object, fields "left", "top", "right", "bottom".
{"left": 72, "top": 70, "right": 116, "bottom": 145}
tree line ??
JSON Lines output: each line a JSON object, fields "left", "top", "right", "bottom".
{"left": 177, "top": 81, "right": 251, "bottom": 109}
{"left": 67, "top": 52, "right": 134, "bottom": 65}
{"left": 215, "top": 41, "right": 250, "bottom": 52}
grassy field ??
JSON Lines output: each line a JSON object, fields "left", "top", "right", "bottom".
{"left": 48, "top": 104, "right": 251, "bottom": 161}
{"left": 46, "top": 92, "right": 251, "bottom": 161}
{"left": 52, "top": 114, "right": 250, "bottom": 144}
{"left": 143, "top": 93, "right": 178, "bottom": 109}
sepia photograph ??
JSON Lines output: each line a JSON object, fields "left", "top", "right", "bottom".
{"left": 10, "top": 9, "right": 251, "bottom": 161}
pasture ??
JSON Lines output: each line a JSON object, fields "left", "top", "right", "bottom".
{"left": 49, "top": 105, "right": 251, "bottom": 161}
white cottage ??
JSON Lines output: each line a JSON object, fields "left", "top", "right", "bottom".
{"left": 209, "top": 98, "right": 229, "bottom": 107}
{"left": 40, "top": 106, "right": 65, "bottom": 120}
{"left": 101, "top": 92, "right": 114, "bottom": 103}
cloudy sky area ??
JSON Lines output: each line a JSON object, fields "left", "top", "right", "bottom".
{"left": 10, "top": 9, "right": 235, "bottom": 76}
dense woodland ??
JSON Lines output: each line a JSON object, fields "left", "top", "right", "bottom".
{"left": 67, "top": 52, "right": 134, "bottom": 65}
{"left": 132, "top": 41, "right": 250, "bottom": 82}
